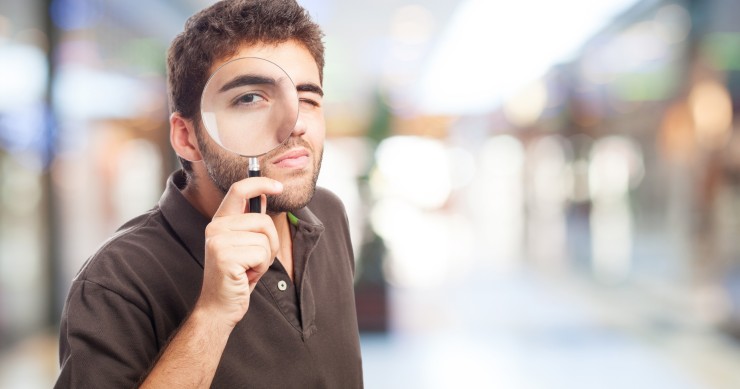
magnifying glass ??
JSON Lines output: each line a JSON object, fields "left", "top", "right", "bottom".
{"left": 200, "top": 57, "right": 299, "bottom": 213}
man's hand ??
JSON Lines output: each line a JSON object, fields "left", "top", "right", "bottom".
{"left": 195, "top": 177, "right": 284, "bottom": 329}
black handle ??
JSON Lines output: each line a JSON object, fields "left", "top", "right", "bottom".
{"left": 248, "top": 168, "right": 261, "bottom": 213}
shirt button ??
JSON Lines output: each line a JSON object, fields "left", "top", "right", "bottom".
{"left": 278, "top": 280, "right": 288, "bottom": 291}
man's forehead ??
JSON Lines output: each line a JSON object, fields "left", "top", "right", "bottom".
{"left": 209, "top": 41, "right": 319, "bottom": 81}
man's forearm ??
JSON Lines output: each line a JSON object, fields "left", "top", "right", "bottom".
{"left": 139, "top": 308, "right": 233, "bottom": 388}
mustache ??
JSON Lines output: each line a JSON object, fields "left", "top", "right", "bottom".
{"left": 264, "top": 137, "right": 313, "bottom": 159}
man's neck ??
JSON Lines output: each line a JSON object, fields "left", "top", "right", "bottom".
{"left": 272, "top": 211, "right": 294, "bottom": 281}
{"left": 181, "top": 175, "right": 223, "bottom": 219}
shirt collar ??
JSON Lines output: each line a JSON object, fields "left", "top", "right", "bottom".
{"left": 158, "top": 170, "right": 211, "bottom": 267}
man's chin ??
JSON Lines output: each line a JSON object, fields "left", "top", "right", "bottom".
{"left": 266, "top": 185, "right": 316, "bottom": 214}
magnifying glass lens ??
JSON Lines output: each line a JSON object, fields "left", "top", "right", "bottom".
{"left": 200, "top": 57, "right": 298, "bottom": 157}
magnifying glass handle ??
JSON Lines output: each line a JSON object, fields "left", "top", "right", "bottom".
{"left": 248, "top": 157, "right": 261, "bottom": 214}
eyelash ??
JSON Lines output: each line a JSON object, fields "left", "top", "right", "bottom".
{"left": 232, "top": 93, "right": 266, "bottom": 107}
{"left": 300, "top": 98, "right": 320, "bottom": 107}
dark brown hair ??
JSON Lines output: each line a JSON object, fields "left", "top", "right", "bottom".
{"left": 166, "top": 0, "right": 325, "bottom": 172}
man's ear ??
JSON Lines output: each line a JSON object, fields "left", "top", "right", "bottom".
{"left": 170, "top": 112, "right": 203, "bottom": 162}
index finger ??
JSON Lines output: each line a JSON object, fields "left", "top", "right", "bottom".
{"left": 215, "top": 177, "right": 283, "bottom": 217}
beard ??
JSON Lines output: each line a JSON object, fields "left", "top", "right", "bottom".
{"left": 196, "top": 128, "right": 323, "bottom": 213}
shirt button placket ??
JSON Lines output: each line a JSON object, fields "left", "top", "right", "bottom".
{"left": 277, "top": 280, "right": 288, "bottom": 291}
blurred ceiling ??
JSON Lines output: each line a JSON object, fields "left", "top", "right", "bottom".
{"left": 1, "top": 0, "right": 638, "bottom": 118}
{"left": 73, "top": 0, "right": 462, "bottom": 120}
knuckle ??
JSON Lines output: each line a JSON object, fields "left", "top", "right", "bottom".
{"left": 204, "top": 237, "right": 217, "bottom": 252}
{"left": 205, "top": 222, "right": 224, "bottom": 237}
{"left": 229, "top": 179, "right": 255, "bottom": 197}
{"left": 228, "top": 181, "right": 245, "bottom": 196}
{"left": 263, "top": 247, "right": 273, "bottom": 263}
{"left": 205, "top": 236, "right": 228, "bottom": 258}
{"left": 205, "top": 234, "right": 221, "bottom": 248}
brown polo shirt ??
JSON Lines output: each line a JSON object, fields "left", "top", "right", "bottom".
{"left": 56, "top": 170, "right": 363, "bottom": 388}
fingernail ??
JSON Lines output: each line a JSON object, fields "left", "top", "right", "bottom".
{"left": 274, "top": 181, "right": 283, "bottom": 190}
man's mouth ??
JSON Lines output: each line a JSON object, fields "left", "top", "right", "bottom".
{"left": 272, "top": 148, "right": 310, "bottom": 169}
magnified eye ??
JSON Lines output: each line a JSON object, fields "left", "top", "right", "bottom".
{"left": 234, "top": 93, "right": 266, "bottom": 106}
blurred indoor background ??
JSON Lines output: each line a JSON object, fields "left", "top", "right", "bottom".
{"left": 2, "top": 0, "right": 740, "bottom": 387}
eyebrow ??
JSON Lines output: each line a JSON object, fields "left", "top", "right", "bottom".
{"left": 297, "top": 83, "right": 324, "bottom": 97}
{"left": 218, "top": 74, "right": 276, "bottom": 93}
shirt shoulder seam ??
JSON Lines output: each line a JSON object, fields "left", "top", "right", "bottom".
{"left": 74, "top": 278, "right": 150, "bottom": 315}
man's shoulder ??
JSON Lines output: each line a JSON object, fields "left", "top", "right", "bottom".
{"left": 75, "top": 207, "right": 182, "bottom": 285}
{"left": 306, "top": 186, "right": 353, "bottom": 240}
{"left": 309, "top": 186, "right": 346, "bottom": 212}
{"left": 307, "top": 186, "right": 350, "bottom": 225}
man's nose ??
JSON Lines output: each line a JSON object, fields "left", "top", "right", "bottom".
{"left": 291, "top": 115, "right": 307, "bottom": 137}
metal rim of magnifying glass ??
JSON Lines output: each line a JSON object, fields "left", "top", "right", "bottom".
{"left": 199, "top": 56, "right": 299, "bottom": 157}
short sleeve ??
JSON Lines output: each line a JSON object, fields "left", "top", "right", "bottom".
{"left": 56, "top": 280, "right": 158, "bottom": 388}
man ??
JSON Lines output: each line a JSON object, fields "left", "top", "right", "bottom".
{"left": 55, "top": 0, "right": 363, "bottom": 387}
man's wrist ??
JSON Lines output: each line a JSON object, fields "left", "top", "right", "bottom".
{"left": 188, "top": 304, "right": 239, "bottom": 337}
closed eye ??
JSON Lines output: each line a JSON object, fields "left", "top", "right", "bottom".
{"left": 300, "top": 97, "right": 321, "bottom": 107}
{"left": 297, "top": 82, "right": 324, "bottom": 109}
